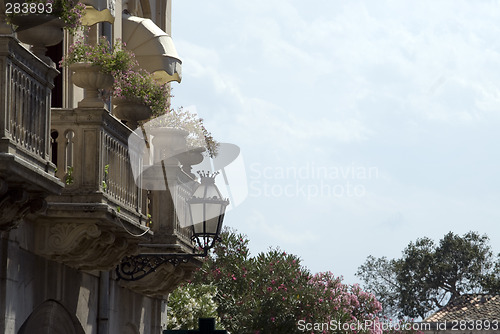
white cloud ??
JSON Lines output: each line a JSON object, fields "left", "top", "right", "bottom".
{"left": 172, "top": 0, "right": 500, "bottom": 280}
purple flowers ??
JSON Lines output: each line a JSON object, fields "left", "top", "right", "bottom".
{"left": 60, "top": 30, "right": 218, "bottom": 157}
{"left": 61, "top": 34, "right": 137, "bottom": 74}
{"left": 112, "top": 68, "right": 171, "bottom": 116}
{"left": 20, "top": 0, "right": 86, "bottom": 35}
{"left": 61, "top": 33, "right": 171, "bottom": 115}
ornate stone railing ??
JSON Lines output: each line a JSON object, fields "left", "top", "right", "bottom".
{"left": 0, "top": 34, "right": 63, "bottom": 231}
{"left": 0, "top": 38, "right": 53, "bottom": 163}
{"left": 35, "top": 107, "right": 151, "bottom": 269}
{"left": 40, "top": 107, "right": 200, "bottom": 275}
{"left": 103, "top": 131, "right": 142, "bottom": 210}
{"left": 49, "top": 108, "right": 150, "bottom": 222}
{"left": 172, "top": 172, "right": 200, "bottom": 244}
{"left": 119, "top": 168, "right": 202, "bottom": 297}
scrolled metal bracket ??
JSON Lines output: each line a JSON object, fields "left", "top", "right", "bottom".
{"left": 115, "top": 249, "right": 208, "bottom": 281}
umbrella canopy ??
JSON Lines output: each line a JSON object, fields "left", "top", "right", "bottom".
{"left": 122, "top": 15, "right": 182, "bottom": 84}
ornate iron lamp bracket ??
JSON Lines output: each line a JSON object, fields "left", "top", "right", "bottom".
{"left": 116, "top": 249, "right": 209, "bottom": 281}
{"left": 115, "top": 171, "right": 228, "bottom": 282}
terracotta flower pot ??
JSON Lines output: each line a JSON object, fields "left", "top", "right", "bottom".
{"left": 70, "top": 63, "right": 114, "bottom": 108}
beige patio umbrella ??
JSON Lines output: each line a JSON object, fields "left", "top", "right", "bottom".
{"left": 122, "top": 15, "right": 182, "bottom": 84}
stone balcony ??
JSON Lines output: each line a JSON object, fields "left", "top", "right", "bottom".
{"left": 0, "top": 33, "right": 202, "bottom": 295}
{"left": 35, "top": 107, "right": 151, "bottom": 270}
{"left": 0, "top": 34, "right": 64, "bottom": 231}
{"left": 38, "top": 107, "right": 200, "bottom": 275}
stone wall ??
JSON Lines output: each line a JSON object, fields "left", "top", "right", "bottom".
{"left": 0, "top": 218, "right": 164, "bottom": 334}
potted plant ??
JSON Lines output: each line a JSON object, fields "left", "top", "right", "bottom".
{"left": 144, "top": 107, "right": 219, "bottom": 172}
{"left": 8, "top": 0, "right": 85, "bottom": 34}
{"left": 60, "top": 35, "right": 136, "bottom": 107}
{"left": 158, "top": 107, "right": 218, "bottom": 158}
{"left": 8, "top": 0, "right": 85, "bottom": 63}
{"left": 112, "top": 68, "right": 171, "bottom": 128}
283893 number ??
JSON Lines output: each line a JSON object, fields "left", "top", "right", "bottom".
{"left": 451, "top": 320, "right": 499, "bottom": 331}
{"left": 5, "top": 2, "right": 53, "bottom": 15}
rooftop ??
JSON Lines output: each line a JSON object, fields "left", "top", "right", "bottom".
{"left": 425, "top": 294, "right": 500, "bottom": 322}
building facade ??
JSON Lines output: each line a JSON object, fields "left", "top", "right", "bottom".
{"left": 0, "top": 1, "right": 203, "bottom": 333}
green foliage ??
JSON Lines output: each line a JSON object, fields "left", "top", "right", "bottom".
{"left": 102, "top": 164, "right": 109, "bottom": 191}
{"left": 146, "top": 107, "right": 219, "bottom": 157}
{"left": 60, "top": 33, "right": 219, "bottom": 154}
{"left": 64, "top": 166, "right": 74, "bottom": 185}
{"left": 52, "top": 0, "right": 85, "bottom": 34}
{"left": 357, "top": 231, "right": 500, "bottom": 319}
{"left": 113, "top": 69, "right": 171, "bottom": 117}
{"left": 62, "top": 33, "right": 172, "bottom": 118}
{"left": 356, "top": 256, "right": 400, "bottom": 318}
{"left": 481, "top": 257, "right": 500, "bottom": 292}
{"left": 169, "top": 228, "right": 396, "bottom": 334}
{"left": 60, "top": 35, "right": 136, "bottom": 74}
{"left": 7, "top": 0, "right": 86, "bottom": 35}
{"left": 167, "top": 284, "right": 219, "bottom": 330}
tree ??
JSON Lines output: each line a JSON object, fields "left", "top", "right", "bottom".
{"left": 356, "top": 256, "right": 400, "bottom": 318}
{"left": 356, "top": 231, "right": 500, "bottom": 319}
{"left": 482, "top": 259, "right": 500, "bottom": 292}
{"left": 168, "top": 228, "right": 405, "bottom": 334}
{"left": 167, "top": 284, "right": 219, "bottom": 330}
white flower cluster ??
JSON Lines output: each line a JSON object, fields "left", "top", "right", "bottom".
{"left": 166, "top": 284, "right": 220, "bottom": 330}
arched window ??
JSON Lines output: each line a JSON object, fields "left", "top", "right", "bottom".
{"left": 123, "top": 323, "right": 140, "bottom": 334}
{"left": 18, "top": 300, "right": 85, "bottom": 334}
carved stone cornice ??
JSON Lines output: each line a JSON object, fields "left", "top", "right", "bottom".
{"left": 118, "top": 261, "right": 199, "bottom": 297}
{"left": 0, "top": 179, "right": 48, "bottom": 231}
{"left": 35, "top": 221, "right": 139, "bottom": 270}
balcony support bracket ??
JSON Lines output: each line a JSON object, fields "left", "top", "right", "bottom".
{"left": 115, "top": 249, "right": 208, "bottom": 282}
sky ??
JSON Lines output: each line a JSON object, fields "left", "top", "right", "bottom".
{"left": 170, "top": 0, "right": 500, "bottom": 284}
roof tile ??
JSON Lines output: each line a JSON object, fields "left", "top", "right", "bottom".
{"left": 424, "top": 294, "right": 500, "bottom": 322}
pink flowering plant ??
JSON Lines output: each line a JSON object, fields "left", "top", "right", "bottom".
{"left": 60, "top": 33, "right": 218, "bottom": 150}
{"left": 7, "top": 0, "right": 86, "bottom": 35}
{"left": 167, "top": 228, "right": 423, "bottom": 334}
{"left": 52, "top": 0, "right": 86, "bottom": 34}
{"left": 61, "top": 33, "right": 170, "bottom": 115}
{"left": 60, "top": 34, "right": 136, "bottom": 74}
{"left": 112, "top": 69, "right": 171, "bottom": 117}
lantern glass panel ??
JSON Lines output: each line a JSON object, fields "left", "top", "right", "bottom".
{"left": 205, "top": 214, "right": 220, "bottom": 235}
{"left": 206, "top": 202, "right": 222, "bottom": 223}
{"left": 192, "top": 221, "right": 204, "bottom": 235}
{"left": 190, "top": 202, "right": 204, "bottom": 226}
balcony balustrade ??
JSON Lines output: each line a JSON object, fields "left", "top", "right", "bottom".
{"left": 0, "top": 33, "right": 200, "bottom": 294}
{"left": 0, "top": 34, "right": 64, "bottom": 231}
{"left": 38, "top": 107, "right": 200, "bottom": 284}
{"left": 34, "top": 107, "right": 150, "bottom": 270}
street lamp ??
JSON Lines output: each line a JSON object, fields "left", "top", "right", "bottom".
{"left": 189, "top": 172, "right": 229, "bottom": 251}
{"left": 115, "top": 172, "right": 229, "bottom": 281}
